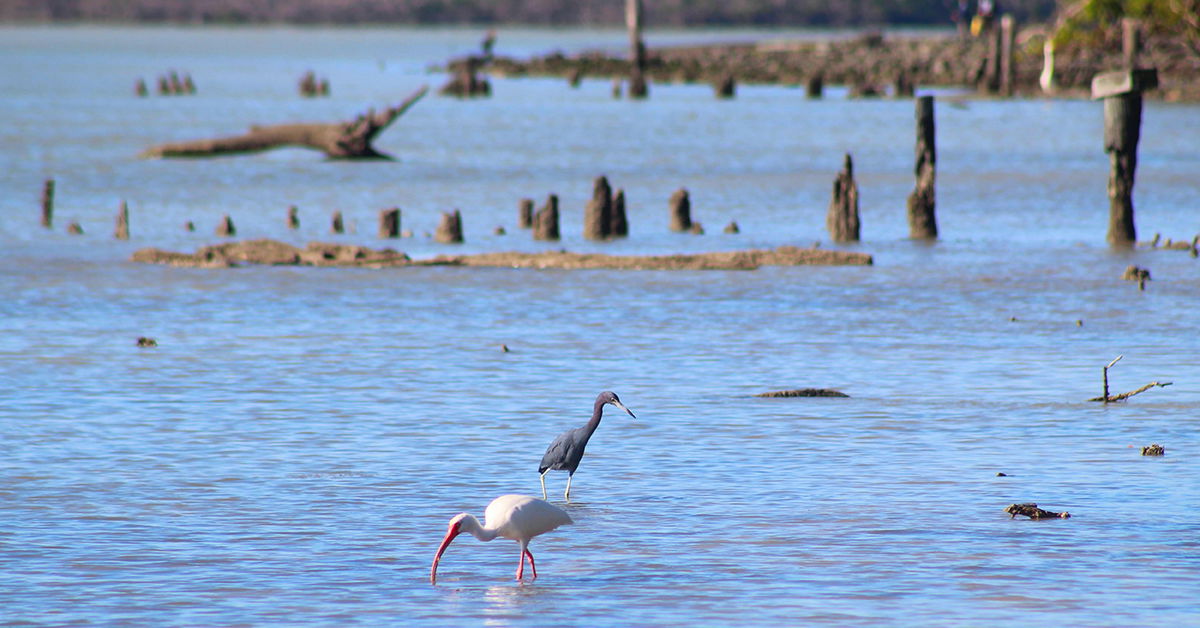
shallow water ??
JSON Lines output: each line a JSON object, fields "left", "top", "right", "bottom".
{"left": 2, "top": 25, "right": 1199, "bottom": 627}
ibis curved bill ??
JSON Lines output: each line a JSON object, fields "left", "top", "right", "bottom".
{"left": 430, "top": 494, "right": 573, "bottom": 584}
{"left": 538, "top": 391, "right": 636, "bottom": 502}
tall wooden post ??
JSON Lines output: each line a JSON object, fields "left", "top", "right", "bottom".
{"left": 1000, "top": 16, "right": 1016, "bottom": 97}
{"left": 584, "top": 175, "right": 613, "bottom": 240}
{"left": 435, "top": 209, "right": 463, "bottom": 243}
{"left": 1093, "top": 69, "right": 1157, "bottom": 247}
{"left": 1122, "top": 18, "right": 1142, "bottom": 69}
{"left": 669, "top": 188, "right": 692, "bottom": 232}
{"left": 379, "top": 207, "right": 401, "bottom": 238}
{"left": 331, "top": 210, "right": 344, "bottom": 234}
{"left": 906, "top": 96, "right": 938, "bottom": 239}
{"left": 40, "top": 178, "right": 54, "bottom": 228}
{"left": 982, "top": 21, "right": 1002, "bottom": 93}
{"left": 114, "top": 200, "right": 130, "bottom": 240}
{"left": 533, "top": 194, "right": 560, "bottom": 241}
{"left": 827, "top": 153, "right": 860, "bottom": 242}
{"left": 611, "top": 189, "right": 628, "bottom": 237}
{"left": 216, "top": 214, "right": 236, "bottom": 237}
{"left": 806, "top": 73, "right": 824, "bottom": 99}
{"left": 518, "top": 198, "right": 534, "bottom": 229}
{"left": 626, "top": 0, "right": 648, "bottom": 99}
{"left": 287, "top": 205, "right": 300, "bottom": 229}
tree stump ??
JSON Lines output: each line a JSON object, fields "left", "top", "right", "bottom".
{"left": 287, "top": 205, "right": 299, "bottom": 230}
{"left": 135, "top": 78, "right": 148, "bottom": 97}
{"left": 610, "top": 189, "right": 629, "bottom": 237}
{"left": 379, "top": 207, "right": 401, "bottom": 238}
{"left": 669, "top": 188, "right": 692, "bottom": 232}
{"left": 723, "top": 221, "right": 740, "bottom": 234}
{"left": 893, "top": 71, "right": 914, "bottom": 98}
{"left": 114, "top": 201, "right": 130, "bottom": 240}
{"left": 827, "top": 153, "right": 861, "bottom": 242}
{"left": 533, "top": 194, "right": 560, "bottom": 241}
{"left": 1000, "top": 15, "right": 1016, "bottom": 97}
{"left": 216, "top": 214, "right": 236, "bottom": 238}
{"left": 584, "top": 175, "right": 613, "bottom": 240}
{"left": 331, "top": 211, "right": 345, "bottom": 234}
{"left": 714, "top": 74, "right": 736, "bottom": 98}
{"left": 67, "top": 221, "right": 83, "bottom": 235}
{"left": 518, "top": 198, "right": 534, "bottom": 229}
{"left": 568, "top": 68, "right": 582, "bottom": 88}
{"left": 41, "top": 178, "right": 54, "bottom": 228}
{"left": 435, "top": 210, "right": 464, "bottom": 243}
{"left": 906, "top": 96, "right": 938, "bottom": 239}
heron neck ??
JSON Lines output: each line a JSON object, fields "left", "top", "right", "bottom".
{"left": 460, "top": 515, "right": 499, "bottom": 542}
{"left": 584, "top": 400, "right": 606, "bottom": 434}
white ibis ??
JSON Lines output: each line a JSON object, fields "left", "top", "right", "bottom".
{"left": 539, "top": 391, "right": 636, "bottom": 502}
{"left": 430, "top": 494, "right": 573, "bottom": 584}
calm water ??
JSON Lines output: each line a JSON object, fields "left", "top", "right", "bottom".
{"left": 2, "top": 26, "right": 1199, "bottom": 627}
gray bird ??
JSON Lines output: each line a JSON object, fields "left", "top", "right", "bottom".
{"left": 538, "top": 391, "right": 636, "bottom": 502}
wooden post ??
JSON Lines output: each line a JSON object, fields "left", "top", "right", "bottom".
{"left": 806, "top": 73, "right": 824, "bottom": 99}
{"left": 287, "top": 205, "right": 299, "bottom": 230}
{"left": 714, "top": 74, "right": 735, "bottom": 99}
{"left": 1000, "top": 15, "right": 1016, "bottom": 97}
{"left": 435, "top": 209, "right": 463, "bottom": 243}
{"left": 518, "top": 198, "right": 534, "bottom": 228}
{"left": 533, "top": 194, "right": 560, "bottom": 241}
{"left": 216, "top": 214, "right": 236, "bottom": 237}
{"left": 611, "top": 189, "right": 628, "bottom": 237}
{"left": 379, "top": 207, "right": 401, "bottom": 238}
{"left": 114, "top": 200, "right": 130, "bottom": 240}
{"left": 983, "top": 20, "right": 1002, "bottom": 93}
{"left": 1093, "top": 69, "right": 1157, "bottom": 247}
{"left": 827, "top": 153, "right": 860, "bottom": 242}
{"left": 331, "top": 210, "right": 344, "bottom": 234}
{"left": 906, "top": 96, "right": 938, "bottom": 239}
{"left": 626, "top": 0, "right": 648, "bottom": 99}
{"left": 584, "top": 175, "right": 613, "bottom": 240}
{"left": 1123, "top": 18, "right": 1142, "bottom": 69}
{"left": 40, "top": 178, "right": 54, "bottom": 228}
{"left": 669, "top": 188, "right": 692, "bottom": 232}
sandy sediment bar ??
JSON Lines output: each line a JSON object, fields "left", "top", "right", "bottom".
{"left": 131, "top": 239, "right": 872, "bottom": 270}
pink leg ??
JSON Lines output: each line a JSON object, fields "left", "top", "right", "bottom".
{"left": 525, "top": 549, "right": 538, "bottom": 578}
{"left": 516, "top": 549, "right": 525, "bottom": 580}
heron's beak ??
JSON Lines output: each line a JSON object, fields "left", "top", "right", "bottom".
{"left": 613, "top": 400, "right": 636, "bottom": 419}
{"left": 430, "top": 523, "right": 461, "bottom": 584}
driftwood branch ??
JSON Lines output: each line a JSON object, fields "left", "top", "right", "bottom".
{"left": 1087, "top": 354, "right": 1173, "bottom": 402}
{"left": 141, "top": 86, "right": 428, "bottom": 160}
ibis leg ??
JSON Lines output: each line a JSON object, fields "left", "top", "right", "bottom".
{"left": 516, "top": 546, "right": 526, "bottom": 580}
{"left": 539, "top": 470, "right": 549, "bottom": 500}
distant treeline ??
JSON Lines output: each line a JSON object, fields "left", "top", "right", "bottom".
{"left": 1, "top": 0, "right": 1056, "bottom": 26}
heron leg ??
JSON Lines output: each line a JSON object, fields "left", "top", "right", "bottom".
{"left": 525, "top": 549, "right": 537, "bottom": 578}
{"left": 539, "top": 470, "right": 549, "bottom": 500}
{"left": 564, "top": 474, "right": 573, "bottom": 502}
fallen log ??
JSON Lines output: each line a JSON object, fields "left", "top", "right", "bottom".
{"left": 140, "top": 86, "right": 428, "bottom": 160}
{"left": 131, "top": 239, "right": 873, "bottom": 271}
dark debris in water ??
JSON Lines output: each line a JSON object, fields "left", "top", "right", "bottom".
{"left": 1005, "top": 503, "right": 1070, "bottom": 520}
{"left": 754, "top": 388, "right": 849, "bottom": 398}
{"left": 1141, "top": 444, "right": 1165, "bottom": 456}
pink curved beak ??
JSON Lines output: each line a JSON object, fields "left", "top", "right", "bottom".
{"left": 430, "top": 524, "right": 461, "bottom": 584}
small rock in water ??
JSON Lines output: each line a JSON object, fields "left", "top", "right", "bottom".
{"left": 996, "top": 472, "right": 1009, "bottom": 477}
{"left": 136, "top": 336, "right": 158, "bottom": 347}
{"left": 1141, "top": 444, "right": 1165, "bottom": 456}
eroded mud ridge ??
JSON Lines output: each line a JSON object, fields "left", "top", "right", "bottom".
{"left": 131, "top": 239, "right": 872, "bottom": 270}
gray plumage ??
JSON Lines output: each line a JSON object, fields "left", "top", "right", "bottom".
{"left": 538, "top": 391, "right": 636, "bottom": 501}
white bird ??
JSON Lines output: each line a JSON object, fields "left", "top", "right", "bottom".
{"left": 430, "top": 494, "right": 573, "bottom": 584}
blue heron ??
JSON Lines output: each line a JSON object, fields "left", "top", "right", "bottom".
{"left": 538, "top": 391, "right": 636, "bottom": 502}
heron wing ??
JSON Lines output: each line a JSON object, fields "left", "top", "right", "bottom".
{"left": 538, "top": 429, "right": 577, "bottom": 473}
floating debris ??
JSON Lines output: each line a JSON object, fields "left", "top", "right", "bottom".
{"left": 1141, "top": 444, "right": 1165, "bottom": 456}
{"left": 1005, "top": 503, "right": 1070, "bottom": 520}
{"left": 754, "top": 388, "right": 849, "bottom": 398}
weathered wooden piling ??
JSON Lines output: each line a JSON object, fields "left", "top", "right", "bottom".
{"left": 379, "top": 207, "right": 401, "bottom": 238}
{"left": 331, "top": 211, "right": 344, "bottom": 234}
{"left": 827, "top": 153, "right": 860, "bottom": 242}
{"left": 114, "top": 201, "right": 129, "bottom": 240}
{"left": 611, "top": 189, "right": 628, "bottom": 237}
{"left": 185, "top": 221, "right": 195, "bottom": 232}
{"left": 435, "top": 210, "right": 463, "bottom": 243}
{"left": 1123, "top": 18, "right": 1142, "bottom": 69}
{"left": 669, "top": 188, "right": 692, "bottom": 233}
{"left": 806, "top": 73, "right": 824, "bottom": 99}
{"left": 1000, "top": 16, "right": 1016, "bottom": 97}
{"left": 568, "top": 68, "right": 582, "bottom": 88}
{"left": 723, "top": 221, "right": 740, "bottom": 234}
{"left": 135, "top": 78, "right": 148, "bottom": 97}
{"left": 906, "top": 95, "right": 938, "bottom": 239}
{"left": 626, "top": 0, "right": 648, "bottom": 99}
{"left": 1093, "top": 69, "right": 1157, "bottom": 246}
{"left": 893, "top": 70, "right": 914, "bottom": 98}
{"left": 714, "top": 74, "right": 736, "bottom": 98}
{"left": 533, "top": 194, "right": 560, "bottom": 241}
{"left": 40, "top": 178, "right": 54, "bottom": 228}
{"left": 983, "top": 19, "right": 1003, "bottom": 93}
{"left": 287, "top": 205, "right": 299, "bottom": 230}
{"left": 518, "top": 198, "right": 534, "bottom": 229}
{"left": 67, "top": 221, "right": 83, "bottom": 235}
{"left": 216, "top": 214, "right": 236, "bottom": 237}
{"left": 584, "top": 175, "right": 613, "bottom": 240}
